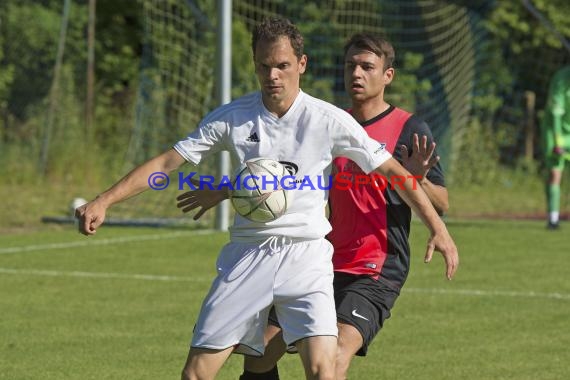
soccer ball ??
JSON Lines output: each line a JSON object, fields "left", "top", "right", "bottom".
{"left": 230, "top": 158, "right": 290, "bottom": 223}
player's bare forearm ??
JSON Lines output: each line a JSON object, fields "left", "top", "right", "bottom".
{"left": 419, "top": 179, "right": 449, "bottom": 215}
{"left": 96, "top": 148, "right": 185, "bottom": 207}
{"left": 76, "top": 148, "right": 186, "bottom": 235}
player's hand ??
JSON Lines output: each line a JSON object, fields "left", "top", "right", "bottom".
{"left": 176, "top": 188, "right": 228, "bottom": 220}
{"left": 400, "top": 133, "right": 439, "bottom": 179}
{"left": 424, "top": 228, "right": 459, "bottom": 280}
{"left": 552, "top": 146, "right": 565, "bottom": 156}
{"left": 75, "top": 199, "right": 107, "bottom": 236}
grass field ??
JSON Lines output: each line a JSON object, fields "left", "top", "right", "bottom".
{"left": 1, "top": 220, "right": 569, "bottom": 379}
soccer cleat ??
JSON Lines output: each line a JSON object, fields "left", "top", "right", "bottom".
{"left": 546, "top": 221, "right": 560, "bottom": 230}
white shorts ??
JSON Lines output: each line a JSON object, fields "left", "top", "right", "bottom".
{"left": 190, "top": 237, "right": 337, "bottom": 355}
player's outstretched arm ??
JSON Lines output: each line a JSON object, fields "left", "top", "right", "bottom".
{"left": 374, "top": 158, "right": 459, "bottom": 279}
{"left": 75, "top": 148, "right": 186, "bottom": 235}
{"left": 176, "top": 187, "right": 229, "bottom": 220}
{"left": 400, "top": 133, "right": 448, "bottom": 215}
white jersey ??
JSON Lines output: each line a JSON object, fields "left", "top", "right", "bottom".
{"left": 174, "top": 90, "right": 391, "bottom": 241}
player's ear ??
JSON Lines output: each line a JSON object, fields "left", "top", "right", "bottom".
{"left": 384, "top": 67, "right": 395, "bottom": 85}
{"left": 298, "top": 54, "right": 307, "bottom": 74}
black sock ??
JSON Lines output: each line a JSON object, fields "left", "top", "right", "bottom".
{"left": 239, "top": 366, "right": 280, "bottom": 380}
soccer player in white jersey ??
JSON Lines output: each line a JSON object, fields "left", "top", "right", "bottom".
{"left": 76, "top": 17, "right": 458, "bottom": 380}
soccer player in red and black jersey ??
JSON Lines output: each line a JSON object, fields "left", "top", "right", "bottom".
{"left": 328, "top": 33, "right": 449, "bottom": 378}
{"left": 239, "top": 34, "right": 453, "bottom": 380}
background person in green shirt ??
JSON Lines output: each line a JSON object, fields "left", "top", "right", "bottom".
{"left": 542, "top": 65, "right": 570, "bottom": 229}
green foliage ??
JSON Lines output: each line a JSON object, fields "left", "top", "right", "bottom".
{"left": 93, "top": 0, "right": 141, "bottom": 93}
{"left": 0, "top": 33, "right": 15, "bottom": 112}
{"left": 306, "top": 79, "right": 335, "bottom": 103}
{"left": 450, "top": 118, "right": 500, "bottom": 186}
{"left": 231, "top": 20, "right": 257, "bottom": 99}
{"left": 486, "top": 0, "right": 570, "bottom": 53}
{"left": 1, "top": 2, "right": 65, "bottom": 120}
{"left": 387, "top": 51, "right": 432, "bottom": 113}
{"left": 43, "top": 64, "right": 90, "bottom": 183}
{"left": 3, "top": 0, "right": 570, "bottom": 224}
{"left": 0, "top": 0, "right": 143, "bottom": 189}
{"left": 470, "top": 39, "right": 511, "bottom": 117}
{"left": 467, "top": 0, "right": 569, "bottom": 178}
{"left": 287, "top": 1, "right": 347, "bottom": 102}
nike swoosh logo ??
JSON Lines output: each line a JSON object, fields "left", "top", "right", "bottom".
{"left": 351, "top": 309, "right": 369, "bottom": 321}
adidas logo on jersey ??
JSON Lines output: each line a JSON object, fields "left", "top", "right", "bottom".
{"left": 246, "top": 132, "right": 260, "bottom": 142}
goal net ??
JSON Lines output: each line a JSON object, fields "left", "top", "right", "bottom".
{"left": 117, "top": 0, "right": 569, "bottom": 225}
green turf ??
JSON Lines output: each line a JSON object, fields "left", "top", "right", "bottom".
{"left": 0, "top": 221, "right": 569, "bottom": 379}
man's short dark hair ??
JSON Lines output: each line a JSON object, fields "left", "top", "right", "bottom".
{"left": 252, "top": 17, "right": 304, "bottom": 60}
{"left": 344, "top": 33, "right": 395, "bottom": 71}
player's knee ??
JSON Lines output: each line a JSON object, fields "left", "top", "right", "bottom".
{"left": 305, "top": 358, "right": 336, "bottom": 380}
{"left": 297, "top": 336, "right": 337, "bottom": 379}
{"left": 307, "top": 367, "right": 336, "bottom": 380}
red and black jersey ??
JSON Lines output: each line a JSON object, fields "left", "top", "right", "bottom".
{"left": 327, "top": 105, "right": 445, "bottom": 289}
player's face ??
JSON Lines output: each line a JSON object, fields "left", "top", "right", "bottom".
{"left": 254, "top": 36, "right": 307, "bottom": 117}
{"left": 344, "top": 46, "right": 394, "bottom": 103}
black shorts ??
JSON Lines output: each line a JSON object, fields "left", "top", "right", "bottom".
{"left": 334, "top": 272, "right": 400, "bottom": 356}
